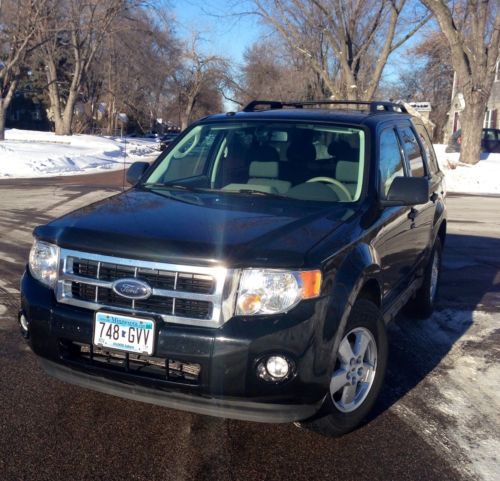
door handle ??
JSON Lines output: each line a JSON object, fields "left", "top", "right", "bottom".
{"left": 408, "top": 208, "right": 418, "bottom": 221}
{"left": 430, "top": 192, "right": 438, "bottom": 203}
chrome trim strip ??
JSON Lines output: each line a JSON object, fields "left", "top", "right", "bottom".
{"left": 56, "top": 247, "right": 237, "bottom": 328}
{"left": 63, "top": 273, "right": 113, "bottom": 288}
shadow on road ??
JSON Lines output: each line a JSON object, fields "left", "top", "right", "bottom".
{"left": 371, "top": 232, "right": 500, "bottom": 419}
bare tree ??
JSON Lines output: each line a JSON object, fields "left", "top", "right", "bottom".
{"left": 248, "top": 0, "right": 430, "bottom": 100}
{"left": 36, "top": 0, "right": 127, "bottom": 135}
{"left": 170, "top": 36, "right": 228, "bottom": 129}
{"left": 422, "top": 0, "right": 500, "bottom": 164}
{"left": 381, "top": 30, "right": 454, "bottom": 142}
{"left": 236, "top": 40, "right": 327, "bottom": 105}
{"left": 93, "top": 7, "right": 180, "bottom": 135}
{"left": 0, "top": 0, "right": 47, "bottom": 140}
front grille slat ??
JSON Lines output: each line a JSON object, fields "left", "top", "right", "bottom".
{"left": 71, "top": 259, "right": 214, "bottom": 294}
{"left": 71, "top": 285, "right": 212, "bottom": 319}
{"left": 59, "top": 252, "right": 223, "bottom": 325}
{"left": 61, "top": 341, "right": 201, "bottom": 385}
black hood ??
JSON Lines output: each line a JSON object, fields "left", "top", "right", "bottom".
{"left": 34, "top": 188, "right": 356, "bottom": 267}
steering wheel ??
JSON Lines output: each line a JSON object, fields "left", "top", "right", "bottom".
{"left": 306, "top": 176, "right": 352, "bottom": 201}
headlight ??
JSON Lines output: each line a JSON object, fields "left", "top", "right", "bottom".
{"left": 236, "top": 269, "right": 322, "bottom": 316}
{"left": 29, "top": 240, "right": 60, "bottom": 288}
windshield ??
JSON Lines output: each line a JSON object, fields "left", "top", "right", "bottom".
{"left": 143, "top": 121, "right": 366, "bottom": 202}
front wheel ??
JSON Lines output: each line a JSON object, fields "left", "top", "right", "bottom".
{"left": 302, "top": 299, "right": 388, "bottom": 437}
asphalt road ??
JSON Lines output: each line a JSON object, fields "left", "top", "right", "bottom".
{"left": 0, "top": 171, "right": 498, "bottom": 481}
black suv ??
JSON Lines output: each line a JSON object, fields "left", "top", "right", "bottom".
{"left": 20, "top": 100, "right": 446, "bottom": 437}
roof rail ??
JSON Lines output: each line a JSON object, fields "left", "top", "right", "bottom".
{"left": 242, "top": 100, "right": 408, "bottom": 114}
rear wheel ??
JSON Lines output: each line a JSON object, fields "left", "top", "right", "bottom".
{"left": 302, "top": 299, "right": 388, "bottom": 437}
{"left": 407, "top": 237, "right": 442, "bottom": 319}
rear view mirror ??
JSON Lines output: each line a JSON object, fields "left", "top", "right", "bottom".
{"left": 126, "top": 162, "right": 149, "bottom": 185}
{"left": 381, "top": 176, "right": 429, "bottom": 207}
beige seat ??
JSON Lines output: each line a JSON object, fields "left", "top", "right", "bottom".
{"left": 247, "top": 161, "right": 291, "bottom": 194}
{"left": 336, "top": 161, "right": 359, "bottom": 197}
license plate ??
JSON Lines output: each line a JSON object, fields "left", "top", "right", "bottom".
{"left": 93, "top": 312, "right": 155, "bottom": 355}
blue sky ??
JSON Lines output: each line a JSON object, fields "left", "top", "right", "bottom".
{"left": 172, "top": 1, "right": 429, "bottom": 85}
{"left": 173, "top": 1, "right": 263, "bottom": 65}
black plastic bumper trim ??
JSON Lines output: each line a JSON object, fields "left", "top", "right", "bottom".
{"left": 40, "top": 359, "right": 323, "bottom": 423}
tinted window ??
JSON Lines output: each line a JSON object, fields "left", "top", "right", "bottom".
{"left": 162, "top": 129, "right": 219, "bottom": 181}
{"left": 144, "top": 121, "right": 366, "bottom": 203}
{"left": 399, "top": 127, "right": 425, "bottom": 177}
{"left": 483, "top": 129, "right": 497, "bottom": 141}
{"left": 379, "top": 129, "right": 405, "bottom": 196}
{"left": 414, "top": 124, "right": 439, "bottom": 175}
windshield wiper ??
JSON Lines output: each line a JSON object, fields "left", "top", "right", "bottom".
{"left": 143, "top": 182, "right": 204, "bottom": 192}
{"left": 231, "top": 189, "right": 287, "bottom": 199}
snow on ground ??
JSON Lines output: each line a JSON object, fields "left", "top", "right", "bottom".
{"left": 0, "top": 129, "right": 160, "bottom": 178}
{"left": 1, "top": 129, "right": 499, "bottom": 193}
{"left": 392, "top": 309, "right": 500, "bottom": 481}
{"left": 434, "top": 144, "right": 500, "bottom": 195}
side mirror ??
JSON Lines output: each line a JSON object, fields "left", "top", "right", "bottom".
{"left": 126, "top": 161, "right": 149, "bottom": 186}
{"left": 381, "top": 176, "right": 429, "bottom": 207}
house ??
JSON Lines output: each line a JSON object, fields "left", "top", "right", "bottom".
{"left": 446, "top": 61, "right": 499, "bottom": 140}
{"left": 6, "top": 87, "right": 50, "bottom": 132}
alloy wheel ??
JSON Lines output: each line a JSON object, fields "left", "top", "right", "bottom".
{"left": 330, "top": 327, "right": 377, "bottom": 413}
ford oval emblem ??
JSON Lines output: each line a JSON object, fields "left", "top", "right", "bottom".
{"left": 112, "top": 278, "right": 152, "bottom": 300}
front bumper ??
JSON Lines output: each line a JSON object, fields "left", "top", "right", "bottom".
{"left": 21, "top": 269, "right": 332, "bottom": 423}
{"left": 41, "top": 359, "right": 322, "bottom": 423}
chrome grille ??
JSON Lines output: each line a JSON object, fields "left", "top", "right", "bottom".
{"left": 56, "top": 248, "right": 237, "bottom": 328}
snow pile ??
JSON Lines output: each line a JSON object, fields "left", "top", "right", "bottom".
{"left": 0, "top": 129, "right": 159, "bottom": 178}
{"left": 434, "top": 144, "right": 500, "bottom": 195}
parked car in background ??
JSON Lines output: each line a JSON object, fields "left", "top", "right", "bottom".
{"left": 446, "top": 128, "right": 500, "bottom": 153}
{"left": 20, "top": 100, "right": 446, "bottom": 437}
{"left": 160, "top": 132, "right": 180, "bottom": 151}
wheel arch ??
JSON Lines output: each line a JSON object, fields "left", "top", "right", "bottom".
{"left": 357, "top": 278, "right": 382, "bottom": 307}
{"left": 318, "top": 243, "right": 382, "bottom": 377}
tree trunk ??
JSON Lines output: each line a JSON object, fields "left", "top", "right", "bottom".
{"left": 0, "top": 105, "right": 6, "bottom": 141}
{"left": 459, "top": 99, "right": 486, "bottom": 165}
{"left": 54, "top": 88, "right": 78, "bottom": 136}
{"left": 180, "top": 105, "right": 191, "bottom": 130}
{"left": 0, "top": 80, "right": 17, "bottom": 141}
{"left": 180, "top": 111, "right": 189, "bottom": 130}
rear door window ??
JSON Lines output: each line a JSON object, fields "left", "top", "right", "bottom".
{"left": 398, "top": 126, "right": 426, "bottom": 177}
{"left": 414, "top": 124, "right": 440, "bottom": 175}
{"left": 379, "top": 128, "right": 405, "bottom": 197}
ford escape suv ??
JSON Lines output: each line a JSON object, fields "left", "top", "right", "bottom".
{"left": 20, "top": 100, "right": 446, "bottom": 437}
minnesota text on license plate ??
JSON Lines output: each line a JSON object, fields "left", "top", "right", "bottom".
{"left": 93, "top": 312, "right": 155, "bottom": 355}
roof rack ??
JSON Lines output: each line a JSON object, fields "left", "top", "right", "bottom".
{"left": 242, "top": 100, "right": 408, "bottom": 114}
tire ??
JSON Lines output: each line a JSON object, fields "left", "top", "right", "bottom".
{"left": 407, "top": 237, "right": 442, "bottom": 319}
{"left": 301, "top": 299, "right": 388, "bottom": 437}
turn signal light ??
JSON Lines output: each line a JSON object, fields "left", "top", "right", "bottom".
{"left": 299, "top": 270, "right": 322, "bottom": 299}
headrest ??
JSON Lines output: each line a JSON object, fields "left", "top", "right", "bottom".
{"left": 226, "top": 136, "right": 246, "bottom": 153}
{"left": 286, "top": 140, "right": 316, "bottom": 164}
{"left": 252, "top": 144, "right": 280, "bottom": 163}
{"left": 336, "top": 161, "right": 359, "bottom": 182}
{"left": 249, "top": 161, "right": 279, "bottom": 178}
{"left": 328, "top": 140, "right": 358, "bottom": 161}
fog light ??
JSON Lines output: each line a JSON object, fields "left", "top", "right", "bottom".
{"left": 257, "top": 355, "right": 293, "bottom": 382}
{"left": 18, "top": 312, "right": 29, "bottom": 339}
{"left": 266, "top": 356, "right": 289, "bottom": 378}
